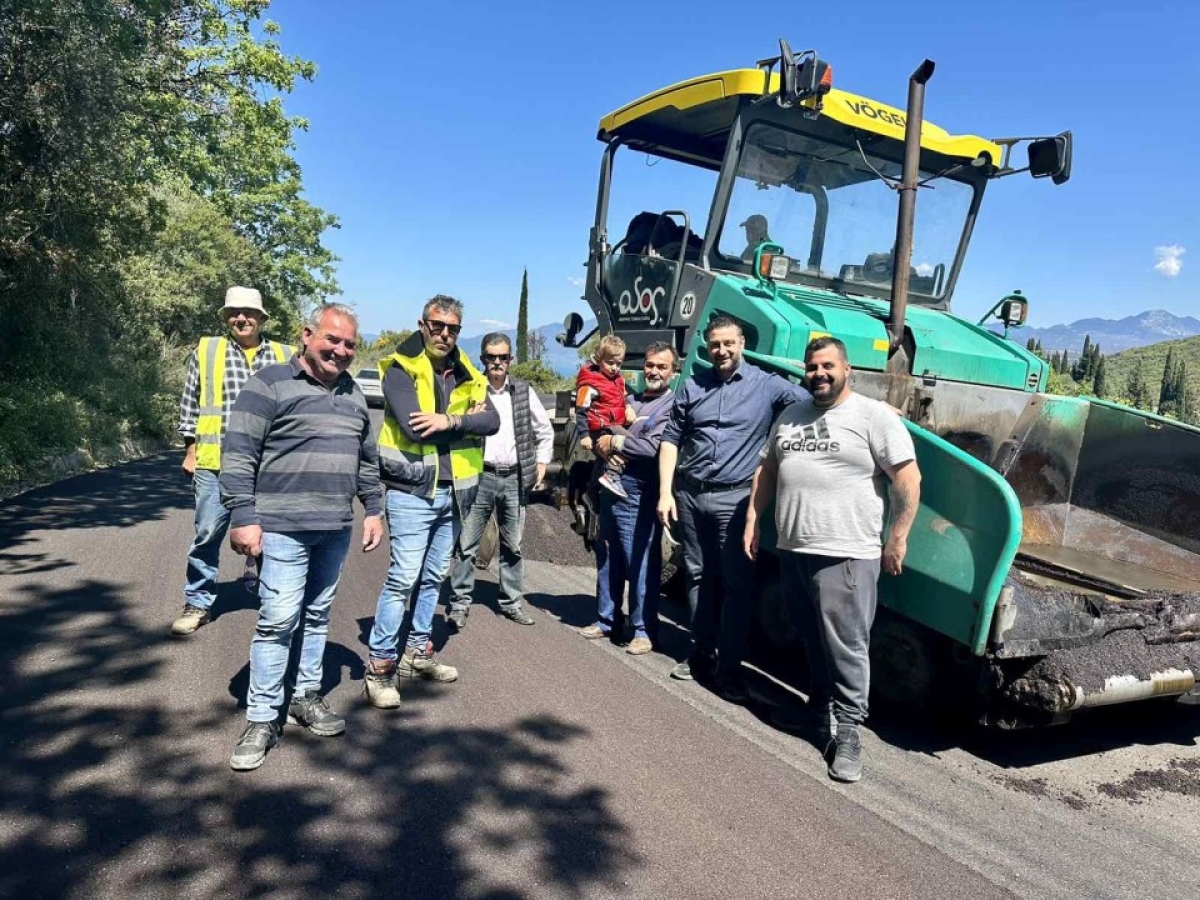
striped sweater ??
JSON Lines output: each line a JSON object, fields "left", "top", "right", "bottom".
{"left": 220, "top": 358, "right": 383, "bottom": 532}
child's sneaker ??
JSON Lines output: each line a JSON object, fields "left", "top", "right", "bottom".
{"left": 598, "top": 471, "right": 628, "bottom": 499}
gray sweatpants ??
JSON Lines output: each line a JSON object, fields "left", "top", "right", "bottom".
{"left": 779, "top": 552, "right": 881, "bottom": 725}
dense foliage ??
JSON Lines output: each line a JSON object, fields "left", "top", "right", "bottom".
{"left": 1025, "top": 333, "right": 1200, "bottom": 425}
{"left": 0, "top": 1, "right": 337, "bottom": 486}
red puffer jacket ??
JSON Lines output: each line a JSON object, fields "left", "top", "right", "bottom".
{"left": 575, "top": 363, "right": 628, "bottom": 433}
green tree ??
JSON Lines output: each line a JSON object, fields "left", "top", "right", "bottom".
{"left": 0, "top": 0, "right": 340, "bottom": 487}
{"left": 372, "top": 330, "right": 414, "bottom": 355}
{"left": 510, "top": 360, "right": 569, "bottom": 393}
{"left": 1071, "top": 335, "right": 1091, "bottom": 381}
{"left": 516, "top": 268, "right": 529, "bottom": 364}
{"left": 1127, "top": 358, "right": 1150, "bottom": 410}
{"left": 1159, "top": 347, "right": 1178, "bottom": 414}
{"left": 1092, "top": 355, "right": 1107, "bottom": 398}
{"left": 1175, "top": 362, "right": 1189, "bottom": 420}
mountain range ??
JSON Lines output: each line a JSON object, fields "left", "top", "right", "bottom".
{"left": 378, "top": 309, "right": 1196, "bottom": 373}
{"left": 1000, "top": 309, "right": 1200, "bottom": 355}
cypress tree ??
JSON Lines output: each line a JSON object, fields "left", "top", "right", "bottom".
{"left": 1092, "top": 355, "right": 1107, "bottom": 398}
{"left": 516, "top": 268, "right": 529, "bottom": 364}
{"left": 1128, "top": 358, "right": 1149, "bottom": 409}
{"left": 1159, "top": 347, "right": 1177, "bottom": 412}
{"left": 1175, "top": 362, "right": 1189, "bottom": 419}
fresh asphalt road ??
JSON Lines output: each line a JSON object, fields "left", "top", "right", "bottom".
{"left": 2, "top": 450, "right": 1199, "bottom": 900}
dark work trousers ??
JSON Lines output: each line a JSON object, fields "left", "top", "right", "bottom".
{"left": 675, "top": 481, "right": 754, "bottom": 672}
{"left": 779, "top": 552, "right": 881, "bottom": 726}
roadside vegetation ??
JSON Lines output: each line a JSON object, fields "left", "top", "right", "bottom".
{"left": 1028, "top": 334, "right": 1200, "bottom": 425}
{"left": 0, "top": 1, "right": 337, "bottom": 490}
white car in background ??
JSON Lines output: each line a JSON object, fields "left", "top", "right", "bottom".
{"left": 354, "top": 368, "right": 385, "bottom": 408}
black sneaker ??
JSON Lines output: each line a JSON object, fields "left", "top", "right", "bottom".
{"left": 500, "top": 605, "right": 535, "bottom": 626}
{"left": 714, "top": 668, "right": 749, "bottom": 704}
{"left": 230, "top": 721, "right": 281, "bottom": 771}
{"left": 286, "top": 691, "right": 346, "bottom": 736}
{"left": 771, "top": 703, "right": 837, "bottom": 745}
{"left": 828, "top": 724, "right": 863, "bottom": 783}
{"left": 447, "top": 609, "right": 469, "bottom": 630}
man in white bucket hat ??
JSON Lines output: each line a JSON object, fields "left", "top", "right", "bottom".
{"left": 171, "top": 286, "right": 296, "bottom": 637}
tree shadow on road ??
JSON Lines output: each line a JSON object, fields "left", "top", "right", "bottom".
{"left": 0, "top": 576, "right": 641, "bottom": 900}
{"left": 0, "top": 453, "right": 192, "bottom": 581}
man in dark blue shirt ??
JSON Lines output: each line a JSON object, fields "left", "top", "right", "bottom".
{"left": 658, "top": 315, "right": 806, "bottom": 699}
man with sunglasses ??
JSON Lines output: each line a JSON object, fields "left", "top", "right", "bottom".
{"left": 446, "top": 334, "right": 555, "bottom": 631}
{"left": 366, "top": 295, "right": 500, "bottom": 709}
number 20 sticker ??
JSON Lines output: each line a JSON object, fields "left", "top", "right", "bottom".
{"left": 679, "top": 292, "right": 697, "bottom": 320}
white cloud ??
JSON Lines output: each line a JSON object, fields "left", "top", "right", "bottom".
{"left": 914, "top": 262, "right": 935, "bottom": 277}
{"left": 1154, "top": 244, "right": 1186, "bottom": 277}
{"left": 566, "top": 276, "right": 585, "bottom": 287}
{"left": 479, "top": 318, "right": 513, "bottom": 329}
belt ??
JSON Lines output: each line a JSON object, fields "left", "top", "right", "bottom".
{"left": 483, "top": 462, "right": 518, "bottom": 476}
{"left": 678, "top": 473, "right": 753, "bottom": 494}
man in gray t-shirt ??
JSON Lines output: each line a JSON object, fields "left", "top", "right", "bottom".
{"left": 745, "top": 336, "right": 921, "bottom": 784}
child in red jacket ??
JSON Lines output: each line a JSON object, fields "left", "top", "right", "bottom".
{"left": 576, "top": 334, "right": 635, "bottom": 498}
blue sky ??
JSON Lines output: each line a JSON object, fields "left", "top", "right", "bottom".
{"left": 274, "top": 0, "right": 1196, "bottom": 336}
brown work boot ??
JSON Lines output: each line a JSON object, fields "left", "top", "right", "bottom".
{"left": 170, "top": 604, "right": 210, "bottom": 636}
{"left": 398, "top": 642, "right": 458, "bottom": 682}
{"left": 364, "top": 660, "right": 401, "bottom": 709}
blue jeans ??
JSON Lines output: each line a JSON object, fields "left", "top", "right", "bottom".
{"left": 369, "top": 486, "right": 459, "bottom": 662}
{"left": 449, "top": 470, "right": 526, "bottom": 611}
{"left": 183, "top": 467, "right": 231, "bottom": 610}
{"left": 247, "top": 528, "right": 352, "bottom": 723}
{"left": 595, "top": 473, "right": 661, "bottom": 640}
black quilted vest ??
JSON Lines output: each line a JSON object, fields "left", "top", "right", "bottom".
{"left": 506, "top": 377, "right": 539, "bottom": 498}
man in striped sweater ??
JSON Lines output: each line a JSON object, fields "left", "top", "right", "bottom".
{"left": 220, "top": 303, "right": 384, "bottom": 772}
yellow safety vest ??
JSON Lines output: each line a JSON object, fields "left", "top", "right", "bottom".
{"left": 195, "top": 336, "right": 294, "bottom": 470}
{"left": 377, "top": 348, "right": 488, "bottom": 497}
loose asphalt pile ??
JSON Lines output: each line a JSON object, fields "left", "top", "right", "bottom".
{"left": 520, "top": 500, "right": 596, "bottom": 568}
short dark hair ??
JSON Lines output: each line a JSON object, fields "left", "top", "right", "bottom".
{"left": 805, "top": 335, "right": 848, "bottom": 362}
{"left": 643, "top": 340, "right": 679, "bottom": 371}
{"left": 422, "top": 294, "right": 463, "bottom": 321}
{"left": 480, "top": 332, "right": 511, "bottom": 355}
{"left": 703, "top": 315, "right": 743, "bottom": 341}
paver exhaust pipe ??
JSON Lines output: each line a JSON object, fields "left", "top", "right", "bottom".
{"left": 886, "top": 59, "right": 935, "bottom": 375}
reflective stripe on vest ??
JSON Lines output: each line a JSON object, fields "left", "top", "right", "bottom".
{"left": 377, "top": 351, "right": 488, "bottom": 497}
{"left": 194, "top": 337, "right": 293, "bottom": 471}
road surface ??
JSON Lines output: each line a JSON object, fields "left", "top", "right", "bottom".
{"left": 1, "top": 451, "right": 1198, "bottom": 900}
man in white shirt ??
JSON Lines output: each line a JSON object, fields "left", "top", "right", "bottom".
{"left": 447, "top": 333, "right": 555, "bottom": 629}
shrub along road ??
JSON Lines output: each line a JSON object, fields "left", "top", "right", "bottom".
{"left": 1, "top": 452, "right": 1198, "bottom": 900}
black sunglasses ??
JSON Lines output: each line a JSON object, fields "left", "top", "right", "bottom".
{"left": 423, "top": 318, "right": 462, "bottom": 337}
{"left": 482, "top": 353, "right": 511, "bottom": 363}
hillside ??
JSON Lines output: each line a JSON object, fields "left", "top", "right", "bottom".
{"left": 1104, "top": 334, "right": 1200, "bottom": 402}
